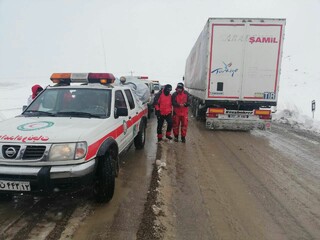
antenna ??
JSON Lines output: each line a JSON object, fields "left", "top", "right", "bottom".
{"left": 99, "top": 27, "right": 107, "bottom": 71}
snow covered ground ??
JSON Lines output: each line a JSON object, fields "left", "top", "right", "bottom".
{"left": 273, "top": 55, "right": 320, "bottom": 134}
{"left": 0, "top": 56, "right": 319, "bottom": 134}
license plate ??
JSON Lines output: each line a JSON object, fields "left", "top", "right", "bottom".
{"left": 229, "top": 115, "right": 248, "bottom": 118}
{"left": 0, "top": 180, "right": 31, "bottom": 191}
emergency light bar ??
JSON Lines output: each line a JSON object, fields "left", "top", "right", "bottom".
{"left": 88, "top": 73, "right": 115, "bottom": 84}
{"left": 50, "top": 72, "right": 115, "bottom": 85}
{"left": 71, "top": 73, "right": 88, "bottom": 82}
{"left": 50, "top": 73, "right": 72, "bottom": 84}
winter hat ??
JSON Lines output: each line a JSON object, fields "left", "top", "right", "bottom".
{"left": 164, "top": 84, "right": 172, "bottom": 91}
{"left": 31, "top": 84, "right": 43, "bottom": 99}
{"left": 163, "top": 84, "right": 172, "bottom": 96}
{"left": 176, "top": 82, "right": 184, "bottom": 89}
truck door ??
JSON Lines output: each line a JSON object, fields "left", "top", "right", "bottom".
{"left": 241, "top": 23, "right": 284, "bottom": 103}
{"left": 208, "top": 23, "right": 246, "bottom": 100}
{"left": 114, "top": 90, "right": 130, "bottom": 152}
{"left": 124, "top": 89, "right": 138, "bottom": 142}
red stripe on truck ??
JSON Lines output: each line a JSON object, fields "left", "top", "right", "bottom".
{"left": 85, "top": 108, "right": 147, "bottom": 160}
{"left": 85, "top": 125, "right": 122, "bottom": 160}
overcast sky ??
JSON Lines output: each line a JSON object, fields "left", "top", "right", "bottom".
{"left": 0, "top": 0, "right": 319, "bottom": 87}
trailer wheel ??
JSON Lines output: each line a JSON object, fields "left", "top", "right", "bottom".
{"left": 192, "top": 98, "right": 198, "bottom": 118}
{"left": 94, "top": 152, "right": 115, "bottom": 203}
{"left": 195, "top": 102, "right": 202, "bottom": 121}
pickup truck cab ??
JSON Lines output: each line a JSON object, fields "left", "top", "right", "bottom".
{"left": 0, "top": 73, "right": 148, "bottom": 203}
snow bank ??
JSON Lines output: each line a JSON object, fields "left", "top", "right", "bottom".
{"left": 273, "top": 109, "right": 320, "bottom": 134}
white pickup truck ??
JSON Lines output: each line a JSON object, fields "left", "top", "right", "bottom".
{"left": 0, "top": 73, "right": 148, "bottom": 203}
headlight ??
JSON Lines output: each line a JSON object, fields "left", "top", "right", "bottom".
{"left": 49, "top": 142, "right": 87, "bottom": 161}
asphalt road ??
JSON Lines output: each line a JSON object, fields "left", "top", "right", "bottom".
{"left": 0, "top": 117, "right": 158, "bottom": 240}
{"left": 1, "top": 115, "right": 320, "bottom": 240}
{"left": 156, "top": 117, "right": 320, "bottom": 240}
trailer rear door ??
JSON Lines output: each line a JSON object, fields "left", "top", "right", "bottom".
{"left": 241, "top": 23, "right": 284, "bottom": 103}
{"left": 207, "top": 19, "right": 285, "bottom": 103}
{"left": 207, "top": 23, "right": 245, "bottom": 100}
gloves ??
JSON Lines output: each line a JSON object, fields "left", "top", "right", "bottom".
{"left": 155, "top": 110, "right": 160, "bottom": 117}
{"left": 184, "top": 103, "right": 190, "bottom": 107}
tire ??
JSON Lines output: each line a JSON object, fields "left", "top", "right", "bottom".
{"left": 94, "top": 153, "right": 115, "bottom": 203}
{"left": 195, "top": 102, "right": 201, "bottom": 121}
{"left": 194, "top": 100, "right": 206, "bottom": 121}
{"left": 192, "top": 98, "right": 198, "bottom": 118}
{"left": 134, "top": 119, "right": 146, "bottom": 149}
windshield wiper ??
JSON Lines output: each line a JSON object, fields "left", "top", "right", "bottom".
{"left": 24, "top": 110, "right": 56, "bottom": 116}
{"left": 55, "top": 111, "right": 102, "bottom": 118}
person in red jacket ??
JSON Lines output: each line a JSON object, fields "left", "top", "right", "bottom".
{"left": 27, "top": 84, "right": 43, "bottom": 105}
{"left": 172, "top": 83, "right": 190, "bottom": 143}
{"left": 153, "top": 84, "right": 173, "bottom": 142}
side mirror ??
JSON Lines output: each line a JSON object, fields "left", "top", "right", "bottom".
{"left": 22, "top": 105, "right": 27, "bottom": 111}
{"left": 115, "top": 107, "right": 128, "bottom": 118}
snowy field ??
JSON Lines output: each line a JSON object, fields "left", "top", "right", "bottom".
{"left": 273, "top": 56, "right": 320, "bottom": 134}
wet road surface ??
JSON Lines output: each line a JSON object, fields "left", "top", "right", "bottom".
{"left": 1, "top": 115, "right": 320, "bottom": 240}
{"left": 156, "top": 117, "right": 320, "bottom": 240}
{"left": 0, "top": 117, "right": 158, "bottom": 240}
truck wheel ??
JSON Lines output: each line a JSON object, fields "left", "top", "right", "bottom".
{"left": 94, "top": 153, "right": 115, "bottom": 203}
{"left": 195, "top": 103, "right": 201, "bottom": 120}
{"left": 134, "top": 119, "right": 146, "bottom": 149}
{"left": 109, "top": 147, "right": 119, "bottom": 178}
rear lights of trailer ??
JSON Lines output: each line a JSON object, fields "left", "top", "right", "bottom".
{"left": 254, "top": 109, "right": 272, "bottom": 119}
{"left": 206, "top": 108, "right": 272, "bottom": 119}
{"left": 207, "top": 108, "right": 225, "bottom": 118}
{"left": 50, "top": 73, "right": 115, "bottom": 85}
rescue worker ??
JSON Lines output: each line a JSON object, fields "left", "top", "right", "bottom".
{"left": 172, "top": 82, "right": 190, "bottom": 143}
{"left": 154, "top": 84, "right": 173, "bottom": 142}
{"left": 27, "top": 84, "right": 43, "bottom": 105}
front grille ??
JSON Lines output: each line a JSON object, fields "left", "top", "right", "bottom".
{"left": 2, "top": 145, "right": 21, "bottom": 159}
{"left": 22, "top": 146, "right": 46, "bottom": 160}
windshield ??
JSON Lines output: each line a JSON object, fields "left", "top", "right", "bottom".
{"left": 24, "top": 88, "right": 111, "bottom": 118}
{"left": 153, "top": 83, "right": 160, "bottom": 90}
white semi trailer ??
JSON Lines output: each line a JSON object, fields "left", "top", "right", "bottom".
{"left": 184, "top": 18, "right": 286, "bottom": 130}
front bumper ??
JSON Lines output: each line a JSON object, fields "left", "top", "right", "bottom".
{"left": 0, "top": 160, "right": 96, "bottom": 194}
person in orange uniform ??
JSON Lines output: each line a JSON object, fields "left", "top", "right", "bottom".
{"left": 153, "top": 84, "right": 173, "bottom": 142}
{"left": 172, "top": 83, "right": 190, "bottom": 143}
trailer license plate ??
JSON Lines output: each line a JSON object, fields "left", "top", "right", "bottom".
{"left": 229, "top": 115, "right": 248, "bottom": 118}
{"left": 0, "top": 180, "right": 31, "bottom": 191}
